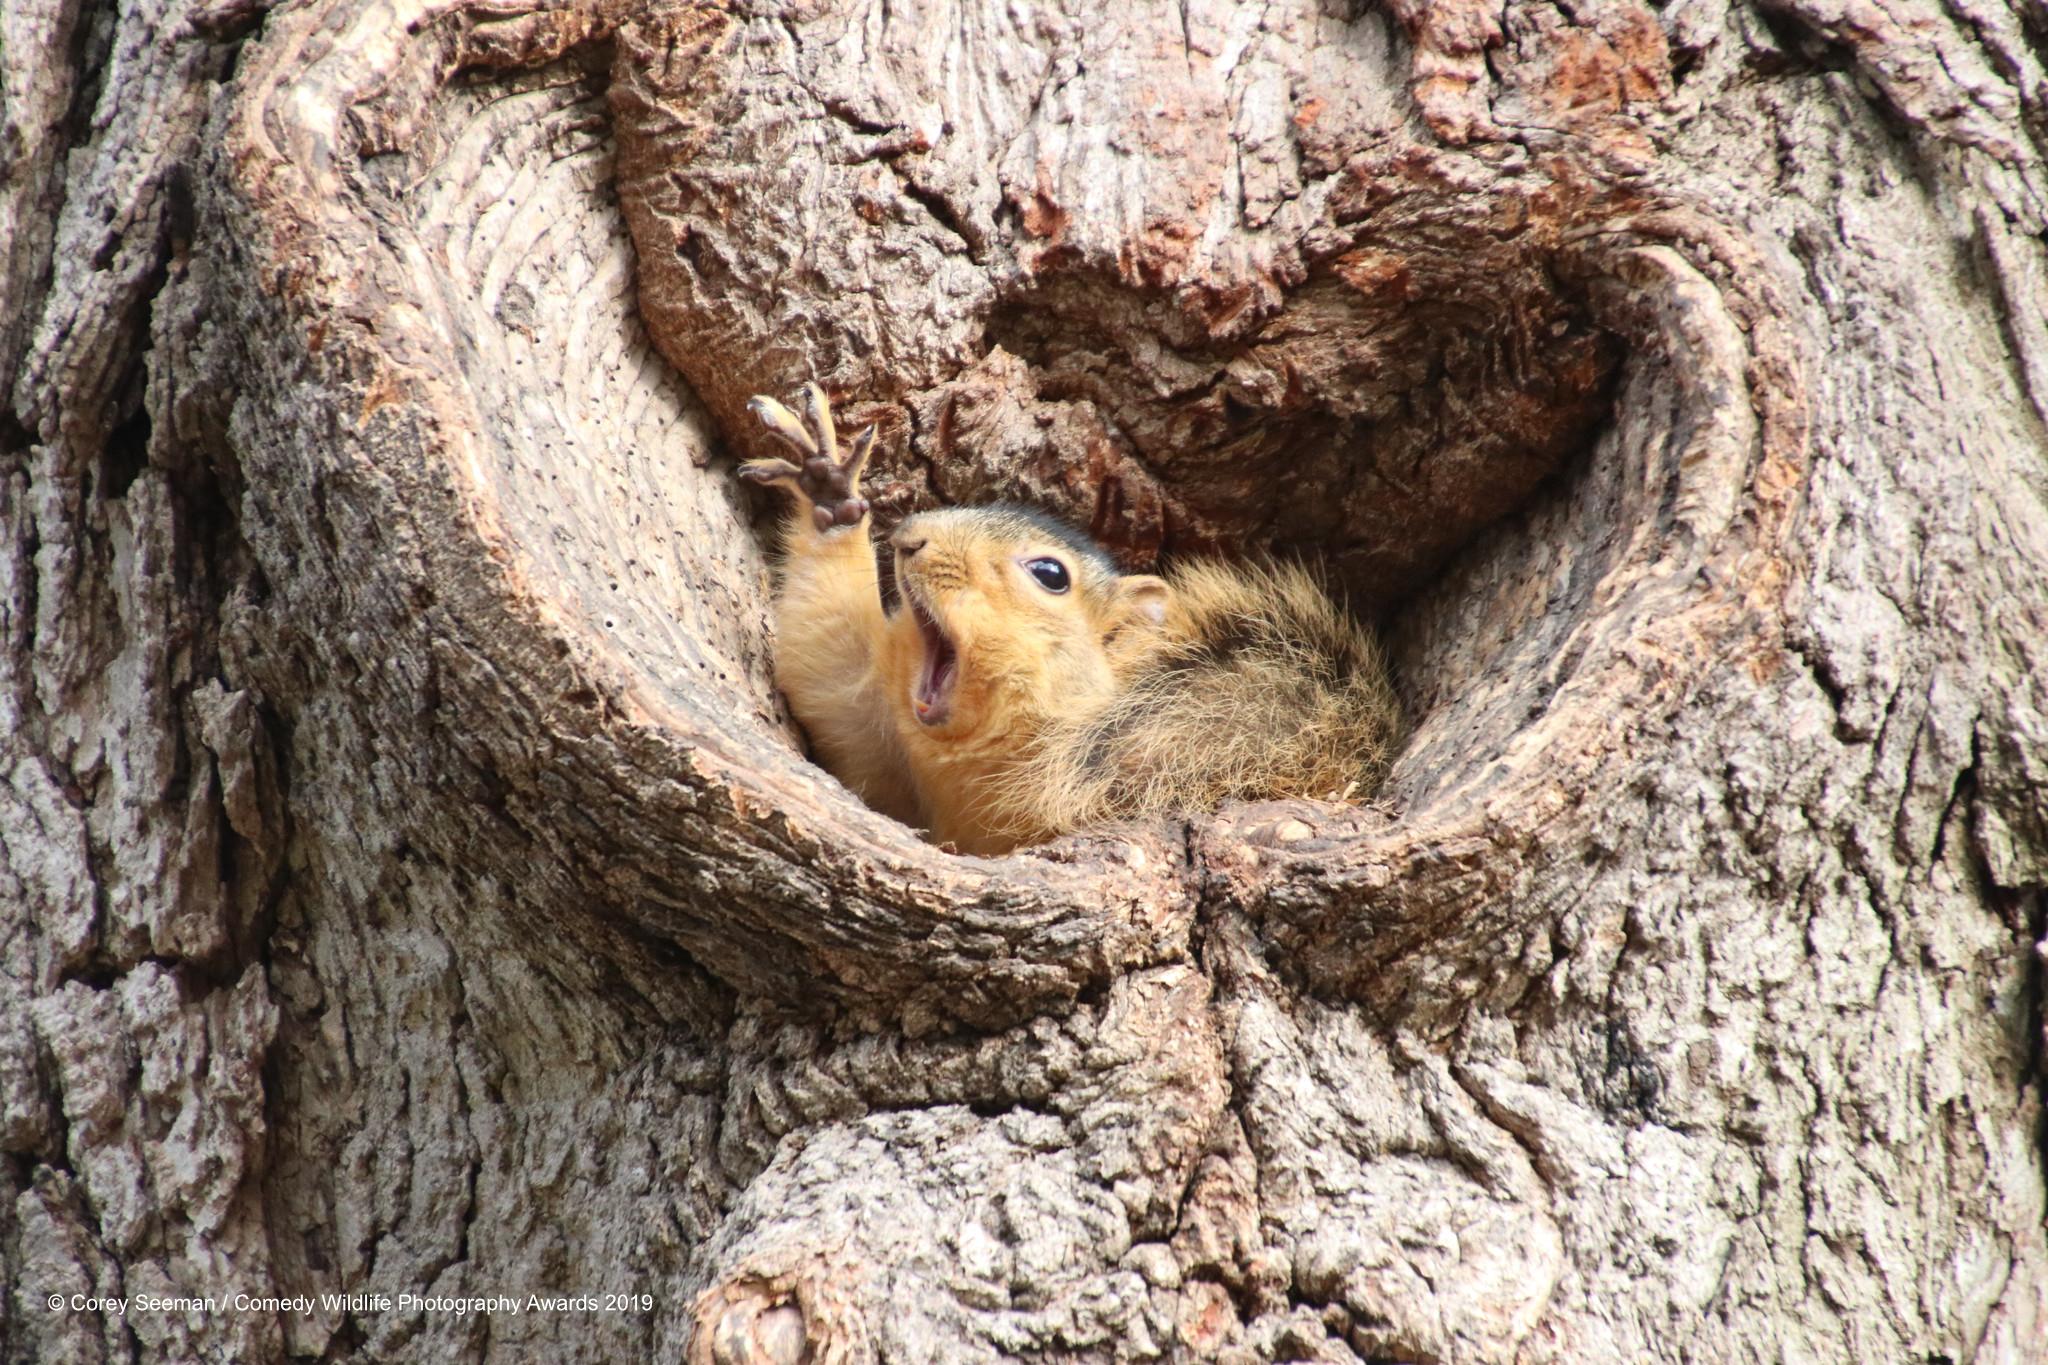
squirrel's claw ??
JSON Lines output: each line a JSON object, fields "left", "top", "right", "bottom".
{"left": 739, "top": 457, "right": 805, "bottom": 488}
{"left": 799, "top": 382, "right": 837, "bottom": 462}
{"left": 741, "top": 385, "right": 875, "bottom": 532}
{"left": 843, "top": 425, "right": 876, "bottom": 485}
{"left": 748, "top": 395, "right": 820, "bottom": 459}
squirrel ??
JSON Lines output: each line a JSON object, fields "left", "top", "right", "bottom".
{"left": 738, "top": 384, "right": 1402, "bottom": 856}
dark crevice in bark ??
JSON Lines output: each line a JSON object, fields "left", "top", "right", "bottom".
{"left": 55, "top": 951, "right": 239, "bottom": 995}
{"left": 1784, "top": 633, "right": 1853, "bottom": 736}
{"left": 1928, "top": 725, "right": 1982, "bottom": 873}
{"left": 819, "top": 99, "right": 895, "bottom": 138}
{"left": 1746, "top": 5, "right": 1859, "bottom": 78}
{"left": 895, "top": 174, "right": 981, "bottom": 259}
{"left": 98, "top": 406, "right": 151, "bottom": 507}
{"left": 25, "top": 1088, "right": 76, "bottom": 1179}
{"left": 193, "top": 6, "right": 270, "bottom": 80}
{"left": 0, "top": 410, "right": 35, "bottom": 462}
{"left": 1584, "top": 1014, "right": 1665, "bottom": 1125}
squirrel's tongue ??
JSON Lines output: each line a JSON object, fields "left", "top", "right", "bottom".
{"left": 912, "top": 603, "right": 957, "bottom": 725}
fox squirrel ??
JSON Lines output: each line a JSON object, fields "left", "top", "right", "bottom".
{"left": 739, "top": 384, "right": 1401, "bottom": 856}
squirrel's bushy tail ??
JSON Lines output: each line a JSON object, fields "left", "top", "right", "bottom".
{"left": 986, "top": 560, "right": 1402, "bottom": 837}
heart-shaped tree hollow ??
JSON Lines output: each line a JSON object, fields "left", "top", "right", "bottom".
{"left": 603, "top": 3, "right": 1805, "bottom": 1019}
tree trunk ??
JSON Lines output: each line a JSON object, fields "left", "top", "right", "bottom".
{"left": 5, "top": 0, "right": 2046, "bottom": 1359}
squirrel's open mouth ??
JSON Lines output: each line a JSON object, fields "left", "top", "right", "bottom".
{"left": 910, "top": 598, "right": 958, "bottom": 726}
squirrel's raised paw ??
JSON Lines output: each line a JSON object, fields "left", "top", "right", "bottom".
{"left": 740, "top": 383, "right": 875, "bottom": 532}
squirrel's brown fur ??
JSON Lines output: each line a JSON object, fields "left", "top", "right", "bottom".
{"left": 740, "top": 385, "right": 1401, "bottom": 856}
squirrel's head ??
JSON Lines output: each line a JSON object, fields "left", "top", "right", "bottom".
{"left": 882, "top": 505, "right": 1170, "bottom": 746}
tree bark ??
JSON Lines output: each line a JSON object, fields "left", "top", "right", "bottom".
{"left": 4, "top": 0, "right": 2046, "bottom": 1360}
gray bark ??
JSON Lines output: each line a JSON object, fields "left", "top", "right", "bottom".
{"left": 4, "top": 0, "right": 2046, "bottom": 1361}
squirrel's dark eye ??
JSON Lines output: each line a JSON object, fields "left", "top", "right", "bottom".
{"left": 1025, "top": 558, "right": 1071, "bottom": 593}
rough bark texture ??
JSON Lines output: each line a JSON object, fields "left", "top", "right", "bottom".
{"left": 4, "top": 0, "right": 2046, "bottom": 1361}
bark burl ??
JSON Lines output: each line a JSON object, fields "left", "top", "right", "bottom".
{"left": 4, "top": 0, "right": 2046, "bottom": 1361}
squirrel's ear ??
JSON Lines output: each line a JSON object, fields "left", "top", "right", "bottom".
{"left": 1108, "top": 575, "right": 1171, "bottom": 632}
